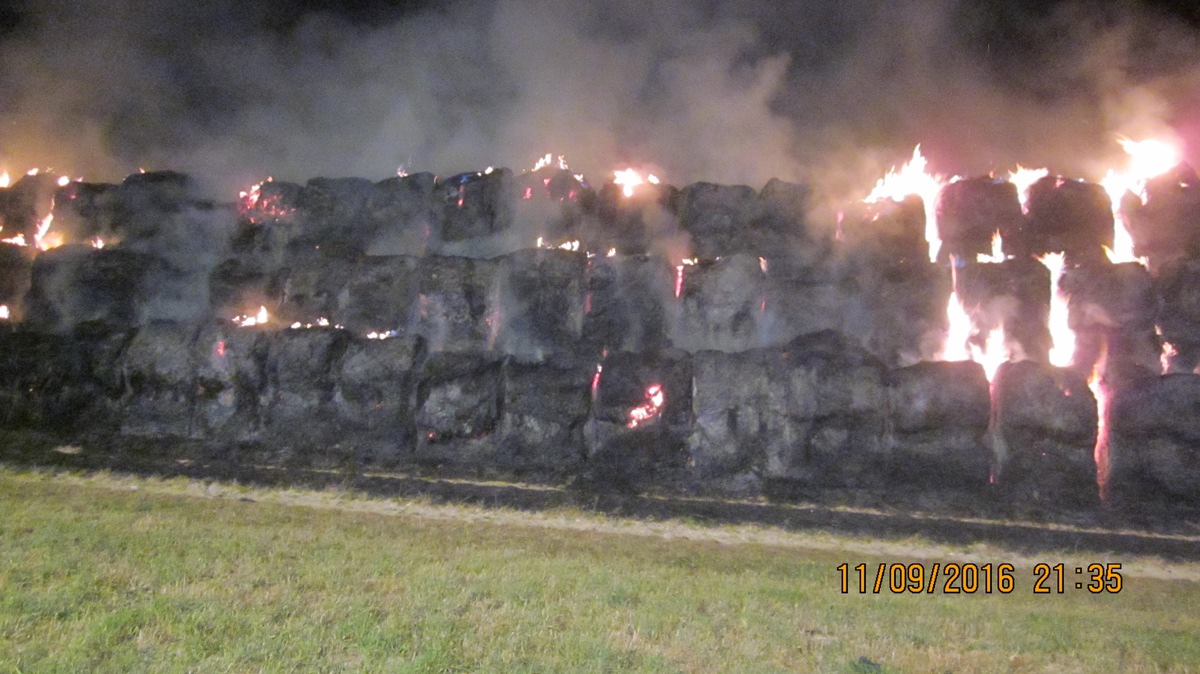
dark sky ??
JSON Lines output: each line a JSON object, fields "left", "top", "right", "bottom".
{"left": 1, "top": 0, "right": 1199, "bottom": 201}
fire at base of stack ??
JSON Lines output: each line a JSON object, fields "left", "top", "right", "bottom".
{"left": 1, "top": 161, "right": 1198, "bottom": 515}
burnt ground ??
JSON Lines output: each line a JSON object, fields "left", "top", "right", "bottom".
{"left": 2, "top": 430, "right": 1199, "bottom": 562}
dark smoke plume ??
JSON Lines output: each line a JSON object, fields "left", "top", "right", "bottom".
{"left": 0, "top": 0, "right": 1198, "bottom": 216}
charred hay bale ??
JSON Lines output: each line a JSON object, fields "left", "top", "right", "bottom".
{"left": 580, "top": 254, "right": 673, "bottom": 357}
{"left": 887, "top": 360, "right": 992, "bottom": 487}
{"left": 1108, "top": 373, "right": 1200, "bottom": 503}
{"left": 191, "top": 322, "right": 268, "bottom": 441}
{"left": 51, "top": 181, "right": 120, "bottom": 245}
{"left": 675, "top": 253, "right": 767, "bottom": 352}
{"left": 0, "top": 173, "right": 55, "bottom": 242}
{"left": 495, "top": 359, "right": 592, "bottom": 473}
{"left": 275, "top": 252, "right": 358, "bottom": 327}
{"left": 207, "top": 258, "right": 278, "bottom": 322}
{"left": 679, "top": 182, "right": 758, "bottom": 259}
{"left": 1062, "top": 262, "right": 1157, "bottom": 374}
{"left": 333, "top": 335, "right": 425, "bottom": 465}
{"left": 497, "top": 249, "right": 586, "bottom": 360}
{"left": 438, "top": 169, "right": 515, "bottom": 242}
{"left": 1125, "top": 166, "right": 1200, "bottom": 266}
{"left": 120, "top": 321, "right": 200, "bottom": 438}
{"left": 414, "top": 255, "right": 503, "bottom": 353}
{"left": 992, "top": 360, "right": 1098, "bottom": 503}
{"left": 687, "top": 348, "right": 786, "bottom": 493}
{"left": 0, "top": 331, "right": 94, "bottom": 432}
{"left": 1155, "top": 257, "right": 1200, "bottom": 372}
{"left": 841, "top": 195, "right": 928, "bottom": 264}
{"left": 593, "top": 181, "right": 678, "bottom": 255}
{"left": 290, "top": 177, "right": 374, "bottom": 257}
{"left": 414, "top": 353, "right": 503, "bottom": 468}
{"left": 0, "top": 243, "right": 34, "bottom": 317}
{"left": 581, "top": 349, "right": 692, "bottom": 493}
{"left": 337, "top": 255, "right": 420, "bottom": 336}
{"left": 358, "top": 173, "right": 440, "bottom": 256}
{"left": 936, "top": 178, "right": 1022, "bottom": 262}
{"left": 843, "top": 260, "right": 950, "bottom": 368}
{"left": 955, "top": 258, "right": 1052, "bottom": 363}
{"left": 25, "top": 245, "right": 164, "bottom": 334}
{"left": 765, "top": 332, "right": 888, "bottom": 492}
{"left": 264, "top": 327, "right": 351, "bottom": 461}
{"left": 513, "top": 169, "right": 589, "bottom": 241}
{"left": 232, "top": 179, "right": 304, "bottom": 266}
{"left": 1022, "top": 176, "right": 1113, "bottom": 264}
{"left": 759, "top": 268, "right": 850, "bottom": 351}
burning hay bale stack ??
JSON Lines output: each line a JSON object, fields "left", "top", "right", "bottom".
{"left": 0, "top": 157, "right": 1197, "bottom": 514}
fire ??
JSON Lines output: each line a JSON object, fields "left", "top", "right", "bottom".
{"left": 674, "top": 258, "right": 696, "bottom": 300}
{"left": 941, "top": 263, "right": 1008, "bottom": 381}
{"left": 91, "top": 237, "right": 105, "bottom": 249}
{"left": 613, "top": 168, "right": 660, "bottom": 198}
{"left": 970, "top": 326, "right": 1007, "bottom": 382}
{"left": 56, "top": 176, "right": 71, "bottom": 187}
{"left": 532, "top": 153, "right": 569, "bottom": 172}
{"left": 976, "top": 231, "right": 1005, "bottom": 263}
{"left": 1100, "top": 136, "right": 1181, "bottom": 264}
{"left": 865, "top": 145, "right": 947, "bottom": 263}
{"left": 1, "top": 214, "right": 62, "bottom": 251}
{"left": 535, "top": 237, "right": 580, "bottom": 252}
{"left": 367, "top": 330, "right": 398, "bottom": 340}
{"left": 232, "top": 305, "right": 269, "bottom": 327}
{"left": 627, "top": 383, "right": 665, "bottom": 428}
{"left": 1007, "top": 166, "right": 1049, "bottom": 212}
{"left": 1038, "top": 252, "right": 1076, "bottom": 368}
{"left": 0, "top": 171, "right": 9, "bottom": 188}
{"left": 1088, "top": 346, "right": 1111, "bottom": 501}
{"left": 0, "top": 305, "right": 8, "bottom": 320}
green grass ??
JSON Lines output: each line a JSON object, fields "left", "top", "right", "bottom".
{"left": 0, "top": 466, "right": 1198, "bottom": 673}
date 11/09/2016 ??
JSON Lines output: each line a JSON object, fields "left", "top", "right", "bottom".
{"left": 836, "top": 563, "right": 1124, "bottom": 594}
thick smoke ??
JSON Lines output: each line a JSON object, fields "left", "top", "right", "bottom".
{"left": 0, "top": 0, "right": 1198, "bottom": 212}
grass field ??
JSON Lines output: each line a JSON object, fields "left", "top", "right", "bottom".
{"left": 1, "top": 464, "right": 1199, "bottom": 673}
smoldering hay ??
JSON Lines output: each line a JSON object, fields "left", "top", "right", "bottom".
{"left": 1, "top": 0, "right": 1200, "bottom": 206}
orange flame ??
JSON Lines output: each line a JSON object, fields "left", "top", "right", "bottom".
{"left": 232, "top": 306, "right": 269, "bottom": 328}
{"left": 865, "top": 145, "right": 947, "bottom": 263}
{"left": 613, "top": 168, "right": 660, "bottom": 198}
{"left": 628, "top": 383, "right": 665, "bottom": 428}
{"left": 1088, "top": 346, "right": 1110, "bottom": 501}
{"left": 976, "top": 231, "right": 1005, "bottom": 263}
{"left": 1038, "top": 252, "right": 1076, "bottom": 368}
{"left": 1100, "top": 137, "right": 1180, "bottom": 265}
{"left": 1007, "top": 166, "right": 1049, "bottom": 213}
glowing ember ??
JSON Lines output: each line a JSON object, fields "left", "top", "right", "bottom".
{"left": 976, "top": 231, "right": 1005, "bottom": 263}
{"left": 1038, "top": 252, "right": 1076, "bottom": 368}
{"left": 1100, "top": 136, "right": 1181, "bottom": 264}
{"left": 56, "top": 175, "right": 71, "bottom": 187}
{"left": 91, "top": 237, "right": 105, "bottom": 249}
{"left": 627, "top": 383, "right": 665, "bottom": 428}
{"left": 590, "top": 364, "right": 602, "bottom": 400}
{"left": 758, "top": 257, "right": 769, "bottom": 274}
{"left": 865, "top": 145, "right": 947, "bottom": 263}
{"left": 0, "top": 171, "right": 9, "bottom": 188}
{"left": 613, "top": 168, "right": 660, "bottom": 198}
{"left": 606, "top": 248, "right": 617, "bottom": 258}
{"left": 536, "top": 237, "right": 580, "bottom": 252}
{"left": 232, "top": 305, "right": 269, "bottom": 327}
{"left": 367, "top": 330, "right": 399, "bottom": 340}
{"left": 1006, "top": 166, "right": 1049, "bottom": 213}
{"left": 1088, "top": 350, "right": 1110, "bottom": 501}
{"left": 0, "top": 305, "right": 8, "bottom": 320}
{"left": 1161, "top": 340, "right": 1177, "bottom": 374}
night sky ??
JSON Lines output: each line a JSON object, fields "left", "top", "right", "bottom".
{"left": 1, "top": 0, "right": 1199, "bottom": 200}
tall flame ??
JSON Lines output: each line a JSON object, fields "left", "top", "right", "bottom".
{"left": 1038, "top": 252, "right": 1075, "bottom": 368}
{"left": 865, "top": 145, "right": 947, "bottom": 263}
{"left": 1088, "top": 344, "right": 1110, "bottom": 501}
{"left": 1100, "top": 137, "right": 1181, "bottom": 264}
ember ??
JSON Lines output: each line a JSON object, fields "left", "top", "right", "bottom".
{"left": 627, "top": 383, "right": 665, "bottom": 428}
